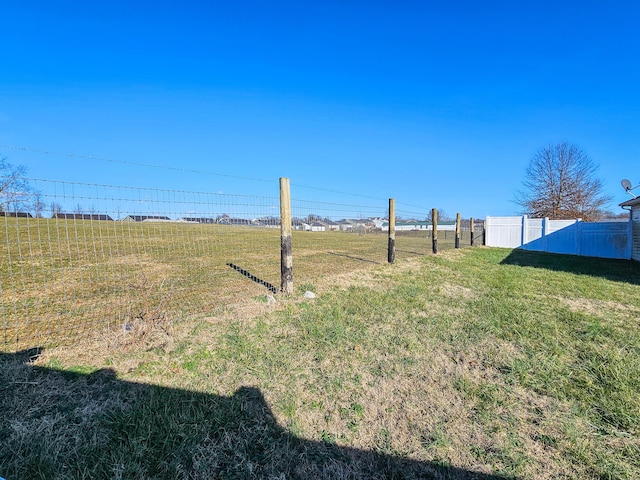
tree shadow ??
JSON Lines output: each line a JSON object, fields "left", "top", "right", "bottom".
{"left": 1, "top": 348, "right": 513, "bottom": 480}
{"left": 500, "top": 249, "right": 640, "bottom": 285}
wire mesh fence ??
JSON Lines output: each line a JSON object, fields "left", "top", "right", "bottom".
{"left": 1, "top": 177, "right": 484, "bottom": 351}
{"left": 1, "top": 179, "right": 283, "bottom": 351}
{"left": 289, "top": 198, "right": 388, "bottom": 288}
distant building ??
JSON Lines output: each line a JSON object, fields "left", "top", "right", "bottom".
{"left": 292, "top": 218, "right": 305, "bottom": 230}
{"left": 370, "top": 218, "right": 387, "bottom": 229}
{"left": 53, "top": 213, "right": 113, "bottom": 221}
{"left": 180, "top": 217, "right": 217, "bottom": 224}
{"left": 310, "top": 221, "right": 326, "bottom": 232}
{"left": 217, "top": 217, "right": 252, "bottom": 226}
{"left": 122, "top": 215, "right": 171, "bottom": 222}
{"left": 324, "top": 220, "right": 340, "bottom": 231}
{"left": 0, "top": 211, "right": 33, "bottom": 218}
{"left": 337, "top": 220, "right": 354, "bottom": 231}
{"left": 380, "top": 221, "right": 457, "bottom": 232}
{"left": 254, "top": 217, "right": 281, "bottom": 228}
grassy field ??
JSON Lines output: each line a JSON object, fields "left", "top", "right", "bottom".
{"left": 1, "top": 247, "right": 639, "bottom": 479}
{"left": 2, "top": 218, "right": 463, "bottom": 350}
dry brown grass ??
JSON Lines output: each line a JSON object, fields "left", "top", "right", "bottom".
{"left": 2, "top": 219, "right": 439, "bottom": 351}
{"left": 557, "top": 295, "right": 640, "bottom": 317}
{"left": 4, "top": 247, "right": 639, "bottom": 479}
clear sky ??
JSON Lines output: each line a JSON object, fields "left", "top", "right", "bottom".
{"left": 1, "top": 0, "right": 638, "bottom": 219}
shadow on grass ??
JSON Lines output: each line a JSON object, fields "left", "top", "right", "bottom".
{"left": 500, "top": 249, "right": 640, "bottom": 285}
{"left": 1, "top": 348, "right": 512, "bottom": 480}
{"left": 395, "top": 249, "right": 427, "bottom": 256}
{"left": 326, "top": 251, "right": 382, "bottom": 264}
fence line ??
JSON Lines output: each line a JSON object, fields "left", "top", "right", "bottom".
{"left": 485, "top": 215, "right": 631, "bottom": 259}
{"left": 1, "top": 176, "right": 482, "bottom": 351}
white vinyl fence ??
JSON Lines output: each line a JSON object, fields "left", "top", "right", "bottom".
{"left": 485, "top": 216, "right": 631, "bottom": 260}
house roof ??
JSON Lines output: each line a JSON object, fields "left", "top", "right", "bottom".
{"left": 180, "top": 217, "right": 216, "bottom": 223}
{"left": 54, "top": 213, "right": 113, "bottom": 221}
{"left": 218, "top": 217, "right": 252, "bottom": 225}
{"left": 256, "top": 217, "right": 280, "bottom": 225}
{"left": 619, "top": 197, "right": 640, "bottom": 208}
{"left": 0, "top": 211, "right": 33, "bottom": 218}
{"left": 124, "top": 215, "right": 171, "bottom": 221}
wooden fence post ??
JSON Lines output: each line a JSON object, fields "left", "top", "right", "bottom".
{"left": 432, "top": 208, "right": 438, "bottom": 254}
{"left": 482, "top": 220, "right": 486, "bottom": 245}
{"left": 470, "top": 217, "right": 475, "bottom": 246}
{"left": 388, "top": 198, "right": 395, "bottom": 263}
{"left": 455, "top": 212, "right": 461, "bottom": 249}
{"left": 280, "top": 178, "right": 293, "bottom": 295}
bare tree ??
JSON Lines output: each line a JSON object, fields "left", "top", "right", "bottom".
{"left": 50, "top": 202, "right": 63, "bottom": 216}
{"left": 426, "top": 209, "right": 451, "bottom": 222}
{"left": 0, "top": 156, "right": 31, "bottom": 213}
{"left": 598, "top": 210, "right": 629, "bottom": 220}
{"left": 515, "top": 143, "right": 611, "bottom": 221}
{"left": 34, "top": 194, "right": 46, "bottom": 218}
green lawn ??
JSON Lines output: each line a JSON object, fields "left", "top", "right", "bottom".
{"left": 2, "top": 247, "right": 639, "bottom": 479}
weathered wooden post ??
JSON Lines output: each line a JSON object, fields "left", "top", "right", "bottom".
{"left": 470, "top": 217, "right": 475, "bottom": 246}
{"left": 388, "top": 198, "right": 395, "bottom": 263}
{"left": 455, "top": 212, "right": 461, "bottom": 249}
{"left": 280, "top": 177, "right": 293, "bottom": 295}
{"left": 432, "top": 208, "right": 438, "bottom": 254}
{"left": 482, "top": 220, "right": 486, "bottom": 246}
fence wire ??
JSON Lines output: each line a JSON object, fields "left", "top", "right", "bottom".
{"left": 290, "top": 198, "right": 388, "bottom": 288}
{"left": 1, "top": 177, "right": 483, "bottom": 351}
{"left": 1, "top": 179, "right": 281, "bottom": 351}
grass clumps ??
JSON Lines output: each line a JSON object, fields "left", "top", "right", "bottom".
{"left": 2, "top": 247, "right": 640, "bottom": 479}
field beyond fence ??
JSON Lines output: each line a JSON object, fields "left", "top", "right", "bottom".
{"left": 1, "top": 178, "right": 483, "bottom": 351}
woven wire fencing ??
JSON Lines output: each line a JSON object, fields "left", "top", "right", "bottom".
{"left": 289, "top": 198, "right": 388, "bottom": 288}
{"left": 421, "top": 219, "right": 486, "bottom": 250}
{"left": 1, "top": 178, "right": 282, "bottom": 351}
{"left": 392, "top": 208, "right": 484, "bottom": 256}
{"left": 1, "top": 177, "right": 482, "bottom": 351}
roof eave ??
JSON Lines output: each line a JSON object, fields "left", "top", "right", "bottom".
{"left": 619, "top": 197, "right": 640, "bottom": 208}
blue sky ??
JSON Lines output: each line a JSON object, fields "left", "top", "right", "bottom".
{"left": 1, "top": 1, "right": 638, "bottom": 219}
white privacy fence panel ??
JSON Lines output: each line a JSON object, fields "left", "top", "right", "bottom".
{"left": 543, "top": 219, "right": 581, "bottom": 255}
{"left": 524, "top": 218, "right": 543, "bottom": 245}
{"left": 485, "top": 216, "right": 524, "bottom": 248}
{"left": 485, "top": 216, "right": 631, "bottom": 260}
{"left": 579, "top": 221, "right": 631, "bottom": 258}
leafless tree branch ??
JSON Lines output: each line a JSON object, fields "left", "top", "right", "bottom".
{"left": 515, "top": 143, "right": 612, "bottom": 221}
